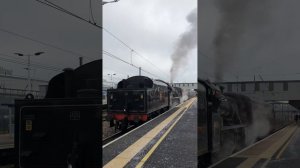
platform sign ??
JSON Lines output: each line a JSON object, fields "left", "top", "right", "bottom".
{"left": 15, "top": 98, "right": 101, "bottom": 168}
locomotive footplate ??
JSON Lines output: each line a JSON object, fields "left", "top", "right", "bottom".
{"left": 102, "top": 98, "right": 197, "bottom": 168}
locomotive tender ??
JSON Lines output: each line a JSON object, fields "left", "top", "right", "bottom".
{"left": 107, "top": 76, "right": 172, "bottom": 131}
{"left": 15, "top": 59, "right": 101, "bottom": 168}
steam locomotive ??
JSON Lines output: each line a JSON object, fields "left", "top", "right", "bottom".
{"left": 107, "top": 76, "right": 182, "bottom": 131}
{"left": 197, "top": 79, "right": 293, "bottom": 167}
{"left": 15, "top": 59, "right": 101, "bottom": 168}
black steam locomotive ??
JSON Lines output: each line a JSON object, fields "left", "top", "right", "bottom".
{"left": 197, "top": 79, "right": 293, "bottom": 167}
{"left": 15, "top": 59, "right": 101, "bottom": 168}
{"left": 107, "top": 76, "right": 172, "bottom": 131}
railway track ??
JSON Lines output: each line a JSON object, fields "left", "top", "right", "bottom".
{"left": 102, "top": 100, "right": 190, "bottom": 146}
{"left": 102, "top": 125, "right": 135, "bottom": 146}
{"left": 102, "top": 108, "right": 174, "bottom": 146}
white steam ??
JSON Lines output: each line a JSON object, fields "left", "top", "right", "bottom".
{"left": 245, "top": 102, "right": 272, "bottom": 145}
{"left": 180, "top": 88, "right": 189, "bottom": 103}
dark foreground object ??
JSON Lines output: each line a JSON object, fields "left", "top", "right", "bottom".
{"left": 14, "top": 59, "right": 101, "bottom": 168}
{"left": 0, "top": 148, "right": 15, "bottom": 166}
{"left": 15, "top": 98, "right": 101, "bottom": 168}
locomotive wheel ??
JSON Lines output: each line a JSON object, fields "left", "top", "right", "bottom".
{"left": 120, "top": 119, "right": 128, "bottom": 132}
{"left": 115, "top": 121, "right": 120, "bottom": 132}
{"left": 110, "top": 119, "right": 115, "bottom": 127}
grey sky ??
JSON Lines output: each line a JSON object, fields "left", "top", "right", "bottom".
{"left": 103, "top": 0, "right": 197, "bottom": 84}
{"left": 0, "top": 0, "right": 100, "bottom": 82}
{"left": 199, "top": 0, "right": 300, "bottom": 82}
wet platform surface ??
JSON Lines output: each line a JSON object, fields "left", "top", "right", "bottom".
{"left": 0, "top": 134, "right": 15, "bottom": 166}
{"left": 0, "top": 134, "right": 13, "bottom": 149}
{"left": 211, "top": 123, "right": 300, "bottom": 168}
{"left": 102, "top": 98, "right": 197, "bottom": 168}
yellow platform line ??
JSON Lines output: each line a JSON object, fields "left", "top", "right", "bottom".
{"left": 135, "top": 99, "right": 195, "bottom": 168}
{"left": 275, "top": 125, "right": 298, "bottom": 159}
{"left": 260, "top": 125, "right": 296, "bottom": 159}
{"left": 236, "top": 124, "right": 297, "bottom": 168}
{"left": 103, "top": 98, "right": 196, "bottom": 168}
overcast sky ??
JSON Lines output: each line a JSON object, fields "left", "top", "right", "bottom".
{"left": 103, "top": 0, "right": 197, "bottom": 85}
{"left": 199, "top": 0, "right": 300, "bottom": 82}
{"left": 0, "top": 0, "right": 100, "bottom": 84}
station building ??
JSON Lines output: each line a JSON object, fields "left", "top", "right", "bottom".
{"left": 216, "top": 80, "right": 300, "bottom": 116}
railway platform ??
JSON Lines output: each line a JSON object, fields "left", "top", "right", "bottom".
{"left": 0, "top": 134, "right": 13, "bottom": 149}
{"left": 102, "top": 97, "right": 197, "bottom": 168}
{"left": 211, "top": 123, "right": 300, "bottom": 168}
{"left": 0, "top": 134, "right": 15, "bottom": 166}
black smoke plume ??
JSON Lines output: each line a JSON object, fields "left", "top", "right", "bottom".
{"left": 170, "top": 8, "right": 197, "bottom": 82}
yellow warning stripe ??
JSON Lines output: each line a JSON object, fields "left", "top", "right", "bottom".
{"left": 136, "top": 99, "right": 195, "bottom": 168}
{"left": 236, "top": 124, "right": 297, "bottom": 168}
{"left": 275, "top": 125, "right": 298, "bottom": 159}
{"left": 103, "top": 98, "right": 196, "bottom": 168}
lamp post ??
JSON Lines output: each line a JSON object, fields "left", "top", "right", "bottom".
{"left": 14, "top": 52, "right": 45, "bottom": 93}
{"left": 107, "top": 73, "right": 116, "bottom": 88}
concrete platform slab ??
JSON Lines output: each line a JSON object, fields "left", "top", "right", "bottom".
{"left": 211, "top": 124, "right": 298, "bottom": 168}
{"left": 102, "top": 98, "right": 197, "bottom": 168}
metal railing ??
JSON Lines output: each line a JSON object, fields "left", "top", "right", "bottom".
{"left": 0, "top": 87, "right": 41, "bottom": 98}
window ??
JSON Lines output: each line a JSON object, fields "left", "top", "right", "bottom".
{"left": 241, "top": 83, "right": 246, "bottom": 91}
{"left": 283, "top": 82, "right": 288, "bottom": 91}
{"left": 255, "top": 82, "right": 259, "bottom": 91}
{"left": 269, "top": 82, "right": 274, "bottom": 91}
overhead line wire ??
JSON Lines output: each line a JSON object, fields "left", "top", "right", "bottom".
{"left": 35, "top": 0, "right": 101, "bottom": 28}
{"left": 133, "top": 50, "right": 170, "bottom": 78}
{"left": 103, "top": 50, "right": 162, "bottom": 79}
{"left": 103, "top": 29, "right": 170, "bottom": 78}
{"left": 0, "top": 53, "right": 63, "bottom": 72}
{"left": 0, "top": 28, "right": 97, "bottom": 61}
{"left": 103, "top": 50, "right": 138, "bottom": 69}
{"left": 103, "top": 50, "right": 160, "bottom": 78}
{"left": 89, "top": 0, "right": 96, "bottom": 23}
{"left": 35, "top": 0, "right": 169, "bottom": 78}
